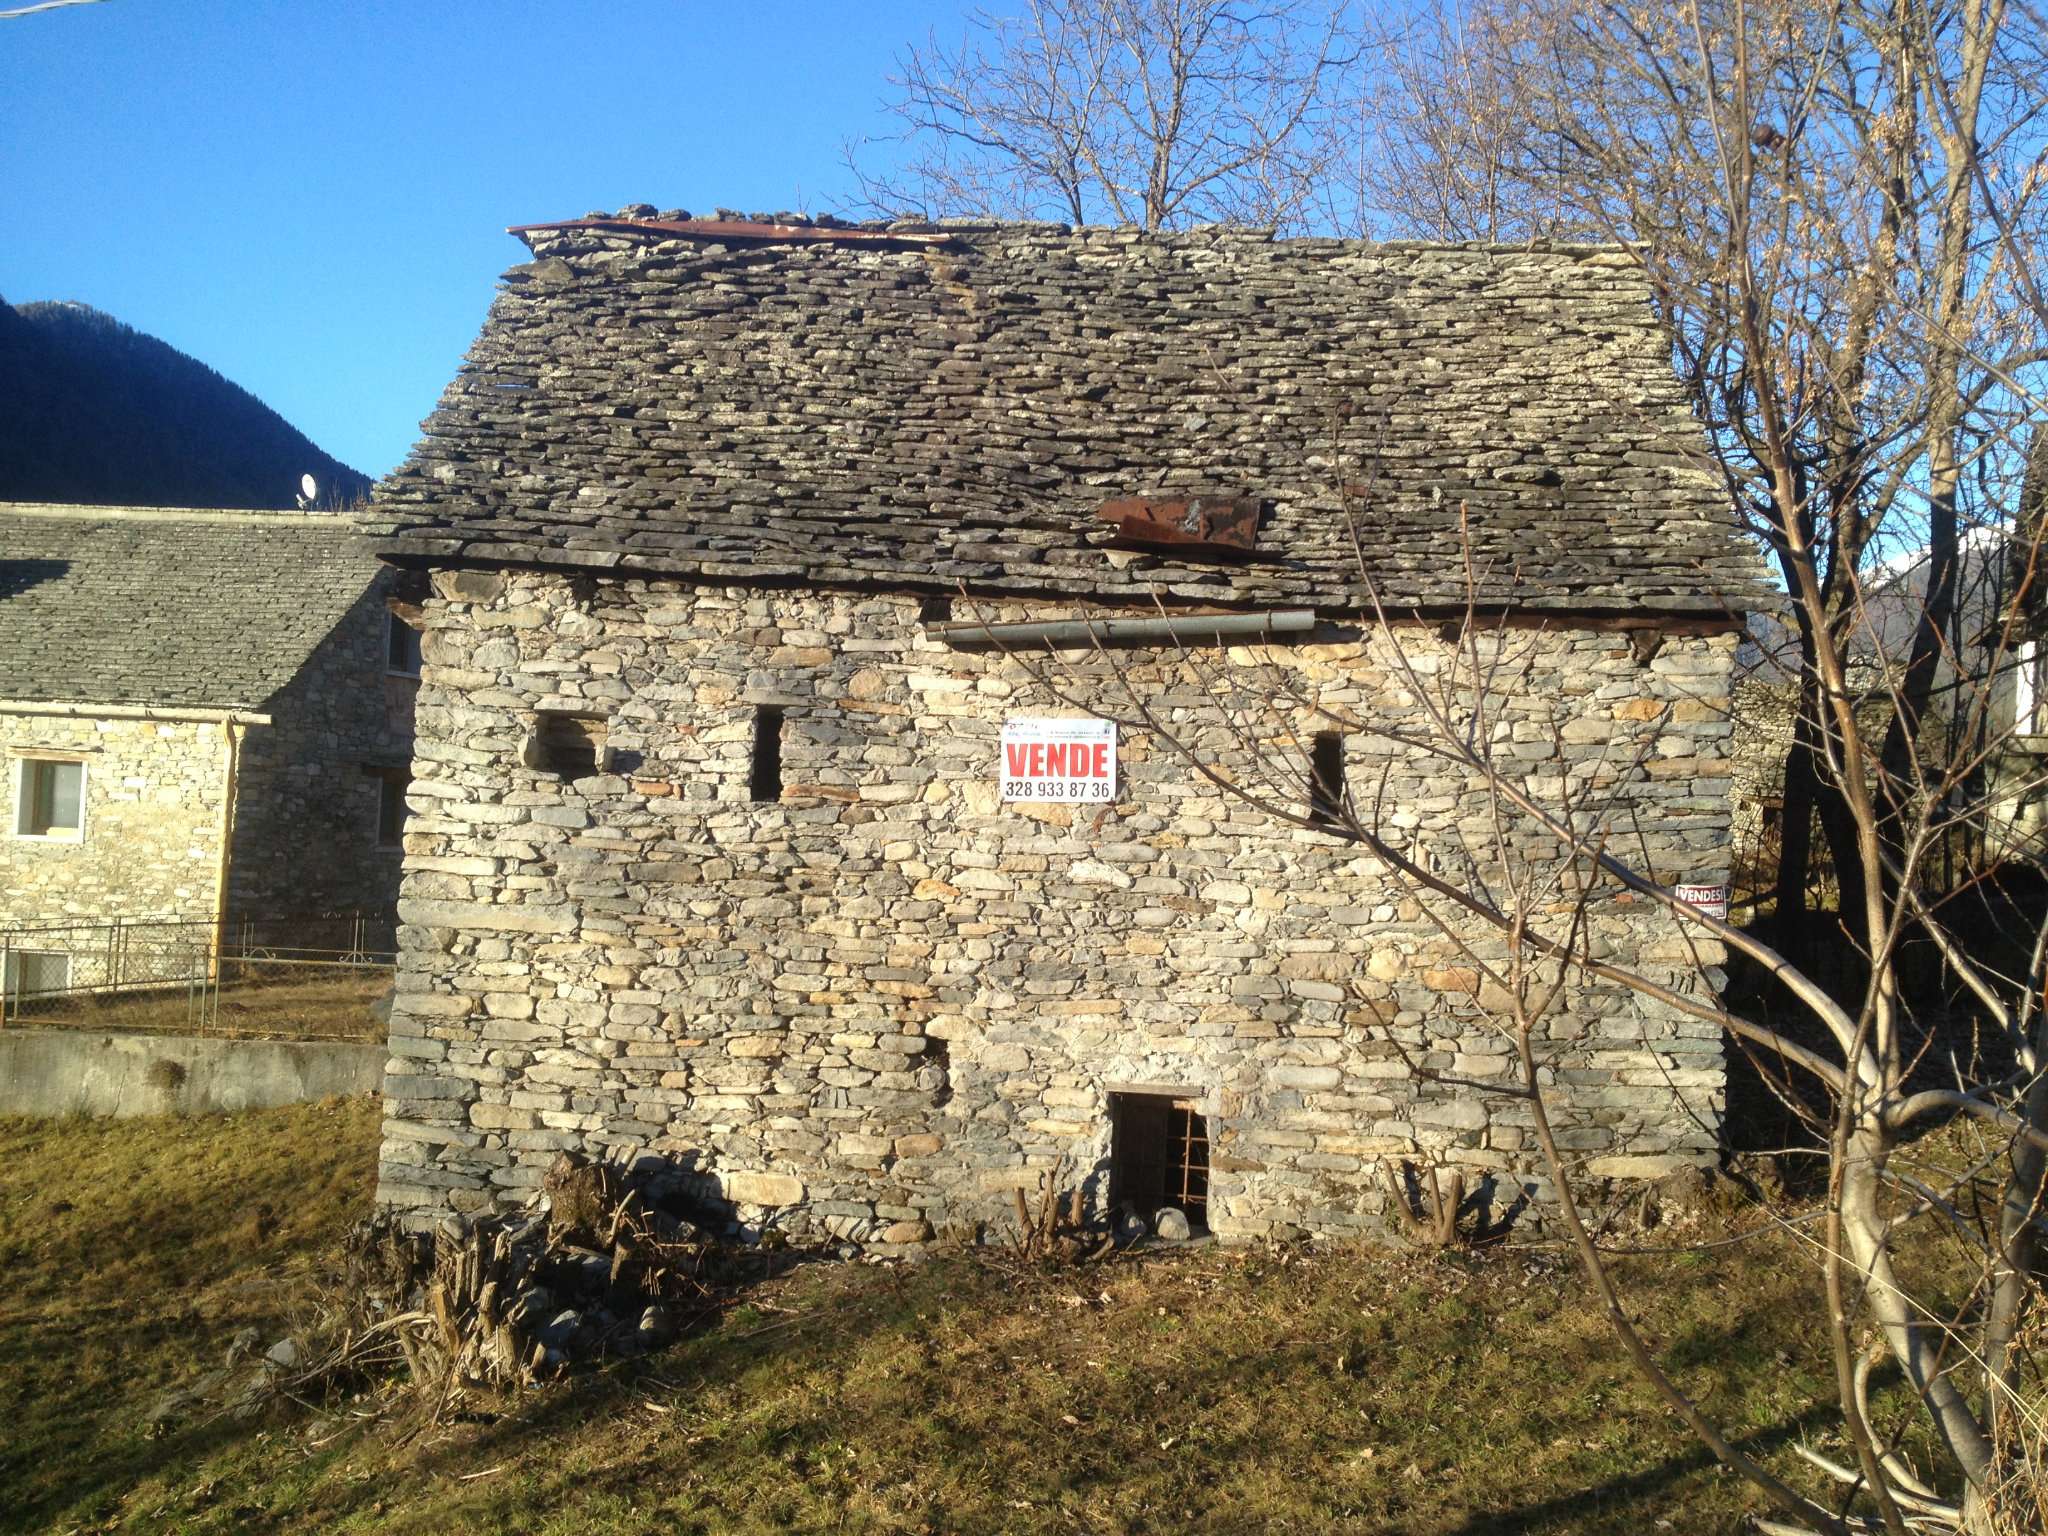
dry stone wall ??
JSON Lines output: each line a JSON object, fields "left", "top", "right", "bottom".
{"left": 1728, "top": 675, "right": 1797, "bottom": 899}
{"left": 378, "top": 570, "right": 1739, "bottom": 1247}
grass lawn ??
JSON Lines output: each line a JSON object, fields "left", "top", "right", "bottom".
{"left": 0, "top": 1102, "right": 1916, "bottom": 1534}
{"left": 11, "top": 971, "right": 388, "bottom": 1043}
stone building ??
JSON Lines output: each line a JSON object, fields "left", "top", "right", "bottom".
{"left": 0, "top": 502, "right": 417, "bottom": 993}
{"left": 370, "top": 211, "right": 1770, "bottom": 1247}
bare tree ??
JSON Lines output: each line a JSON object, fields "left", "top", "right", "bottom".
{"left": 849, "top": 0, "right": 1368, "bottom": 231}
{"left": 988, "top": 482, "right": 2046, "bottom": 1529}
{"left": 1349, "top": 0, "right": 1582, "bottom": 240}
{"left": 1368, "top": 0, "right": 2048, "bottom": 943}
{"left": 1343, "top": 5, "right": 2048, "bottom": 1516}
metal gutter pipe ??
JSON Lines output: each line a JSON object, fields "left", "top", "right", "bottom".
{"left": 930, "top": 609, "right": 1317, "bottom": 648}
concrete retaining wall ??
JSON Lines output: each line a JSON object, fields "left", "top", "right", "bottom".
{"left": 0, "top": 1028, "right": 382, "bottom": 1117}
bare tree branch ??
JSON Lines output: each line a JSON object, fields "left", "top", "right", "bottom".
{"left": 849, "top": 0, "right": 1370, "bottom": 231}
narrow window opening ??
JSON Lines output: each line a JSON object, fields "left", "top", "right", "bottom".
{"left": 750, "top": 706, "right": 786, "bottom": 802}
{"left": 15, "top": 757, "right": 84, "bottom": 838}
{"left": 369, "top": 767, "right": 412, "bottom": 848}
{"left": 1109, "top": 1092, "right": 1209, "bottom": 1232}
{"left": 917, "top": 594, "right": 953, "bottom": 625}
{"left": 529, "top": 712, "right": 607, "bottom": 778}
{"left": 386, "top": 613, "right": 423, "bottom": 677}
{"left": 1307, "top": 732, "right": 1347, "bottom": 826}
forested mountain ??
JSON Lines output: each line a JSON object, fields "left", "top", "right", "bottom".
{"left": 0, "top": 295, "right": 370, "bottom": 510}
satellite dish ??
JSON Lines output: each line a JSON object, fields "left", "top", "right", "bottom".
{"left": 301, "top": 473, "right": 319, "bottom": 504}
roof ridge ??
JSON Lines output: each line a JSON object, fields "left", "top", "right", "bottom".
{"left": 511, "top": 210, "right": 1634, "bottom": 259}
{"left": 0, "top": 501, "right": 383, "bottom": 532}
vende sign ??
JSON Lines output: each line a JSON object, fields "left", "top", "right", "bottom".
{"left": 1676, "top": 883, "right": 1730, "bottom": 921}
{"left": 1000, "top": 717, "right": 1117, "bottom": 803}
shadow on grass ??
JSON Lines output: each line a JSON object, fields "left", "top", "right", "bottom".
{"left": 258, "top": 1260, "right": 948, "bottom": 1533}
{"left": 0, "top": 1388, "right": 312, "bottom": 1536}
{"left": 1439, "top": 1403, "right": 1847, "bottom": 1536}
{"left": 322, "top": 1255, "right": 1847, "bottom": 1536}
{"left": 5, "top": 1202, "right": 1861, "bottom": 1536}
{"left": 0, "top": 1105, "right": 378, "bottom": 1535}
{"left": 0, "top": 1281, "right": 318, "bottom": 1536}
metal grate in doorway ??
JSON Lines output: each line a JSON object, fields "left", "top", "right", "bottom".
{"left": 1110, "top": 1091, "right": 1209, "bottom": 1228}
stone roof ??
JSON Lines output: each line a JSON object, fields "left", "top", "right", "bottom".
{"left": 0, "top": 502, "right": 395, "bottom": 711}
{"left": 376, "top": 215, "right": 1772, "bottom": 619}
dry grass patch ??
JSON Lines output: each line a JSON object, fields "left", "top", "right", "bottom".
{"left": 15, "top": 971, "right": 388, "bottom": 1042}
{"left": 0, "top": 1102, "right": 1941, "bottom": 1535}
{"left": 0, "top": 1097, "right": 380, "bottom": 1532}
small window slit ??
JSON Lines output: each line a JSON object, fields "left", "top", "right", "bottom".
{"left": 526, "top": 712, "right": 608, "bottom": 778}
{"left": 750, "top": 706, "right": 785, "bottom": 802}
{"left": 1308, "top": 731, "right": 1347, "bottom": 826}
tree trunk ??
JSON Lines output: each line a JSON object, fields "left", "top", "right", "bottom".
{"left": 1776, "top": 674, "right": 1871, "bottom": 987}
{"left": 1775, "top": 713, "right": 1818, "bottom": 933}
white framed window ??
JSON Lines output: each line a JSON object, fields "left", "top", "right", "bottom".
{"left": 3, "top": 950, "right": 71, "bottom": 1001}
{"left": 13, "top": 755, "right": 85, "bottom": 840}
{"left": 387, "top": 612, "right": 423, "bottom": 678}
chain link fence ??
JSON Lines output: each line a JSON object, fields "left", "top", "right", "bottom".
{"left": 0, "top": 913, "right": 395, "bottom": 1041}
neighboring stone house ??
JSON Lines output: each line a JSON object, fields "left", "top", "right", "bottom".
{"left": 0, "top": 502, "right": 418, "bottom": 995}
{"left": 370, "top": 211, "right": 1771, "bottom": 1247}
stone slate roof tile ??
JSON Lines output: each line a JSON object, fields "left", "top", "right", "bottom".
{"left": 0, "top": 503, "right": 397, "bottom": 711}
{"left": 375, "top": 220, "right": 1773, "bottom": 618}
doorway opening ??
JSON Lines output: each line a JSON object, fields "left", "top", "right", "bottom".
{"left": 1109, "top": 1091, "right": 1209, "bottom": 1231}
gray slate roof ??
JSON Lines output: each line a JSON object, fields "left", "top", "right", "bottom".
{"left": 0, "top": 503, "right": 392, "bottom": 711}
{"left": 377, "top": 218, "right": 1771, "bottom": 618}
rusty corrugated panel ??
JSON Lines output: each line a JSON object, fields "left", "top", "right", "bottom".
{"left": 1097, "top": 495, "right": 1262, "bottom": 553}
{"left": 508, "top": 217, "right": 960, "bottom": 247}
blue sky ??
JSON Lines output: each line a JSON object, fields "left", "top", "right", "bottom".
{"left": 1, "top": 1, "right": 957, "bottom": 480}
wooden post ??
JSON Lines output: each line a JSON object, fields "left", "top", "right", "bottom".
{"left": 209, "top": 720, "right": 241, "bottom": 986}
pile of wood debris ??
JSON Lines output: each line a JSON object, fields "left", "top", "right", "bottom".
{"left": 256, "top": 1151, "right": 769, "bottom": 1414}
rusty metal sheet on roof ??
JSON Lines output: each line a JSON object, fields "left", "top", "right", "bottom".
{"left": 1098, "top": 495, "right": 1262, "bottom": 553}
{"left": 507, "top": 217, "right": 959, "bottom": 247}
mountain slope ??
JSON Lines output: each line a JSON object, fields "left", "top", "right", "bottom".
{"left": 0, "top": 295, "right": 370, "bottom": 510}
